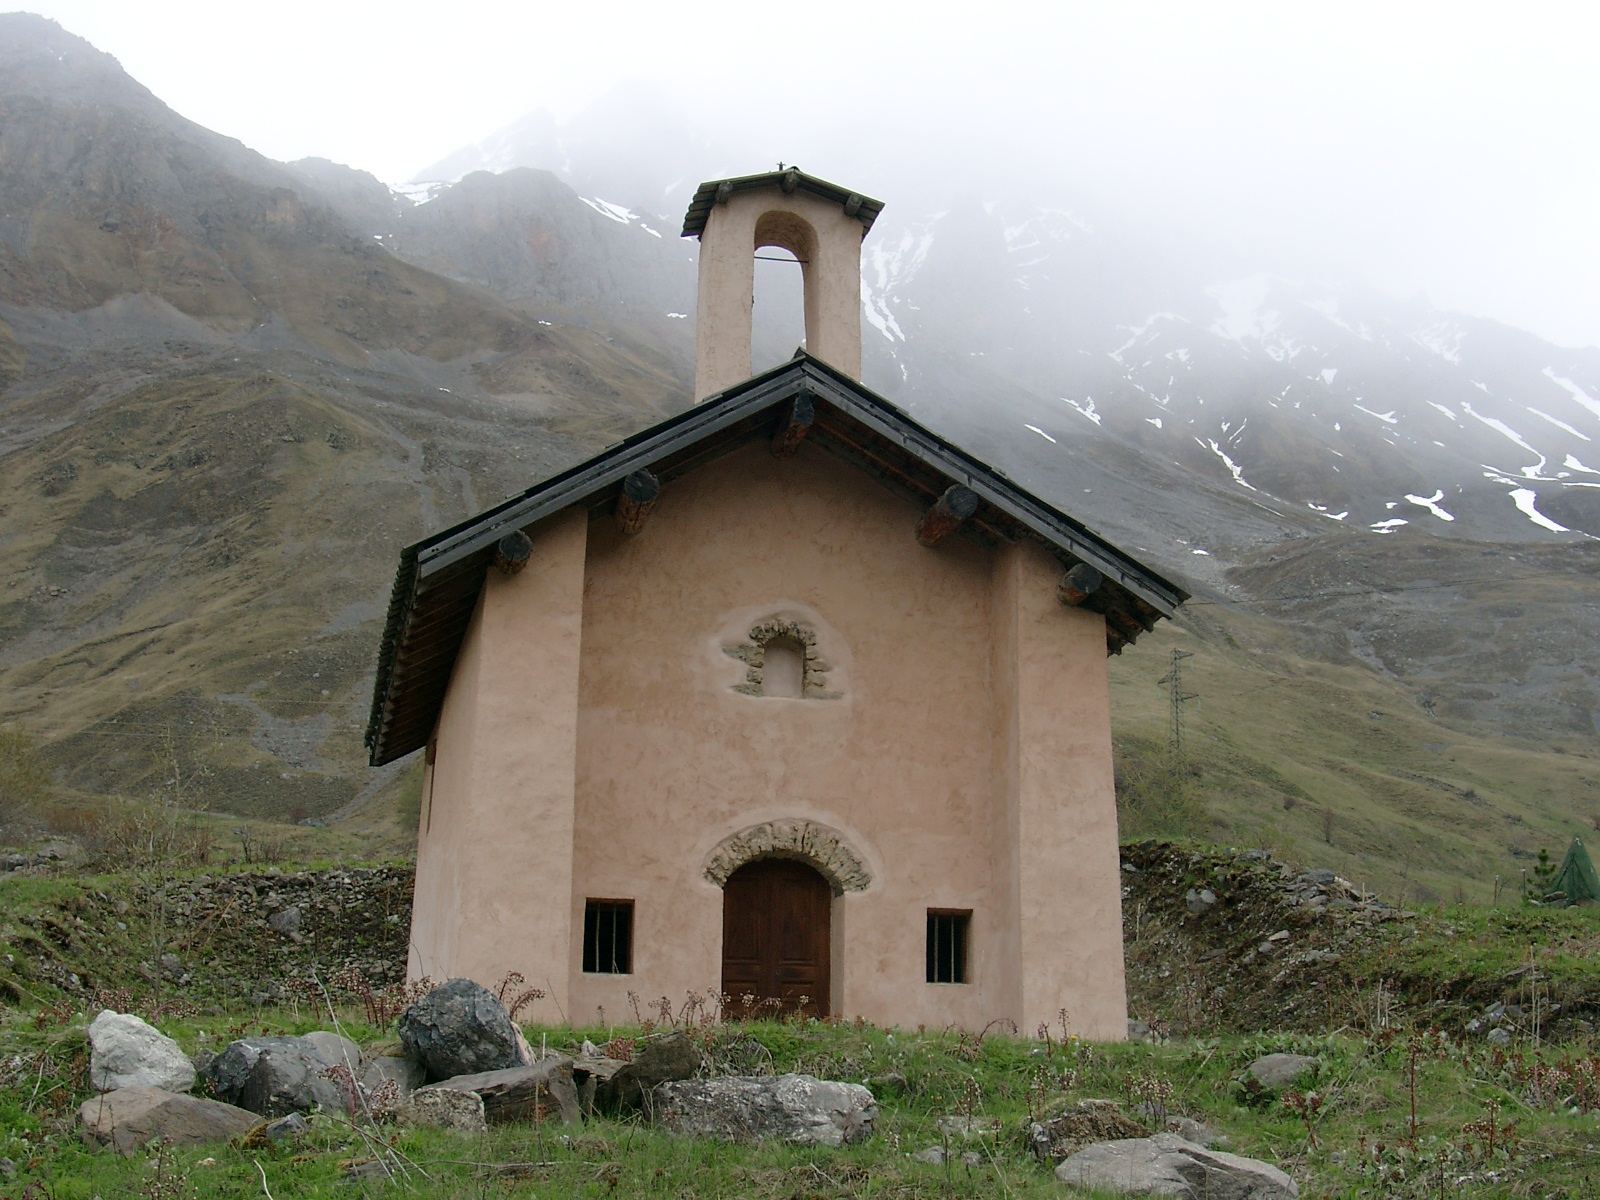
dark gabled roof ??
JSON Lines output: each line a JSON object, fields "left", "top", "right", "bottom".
{"left": 365, "top": 353, "right": 1188, "bottom": 766}
{"left": 681, "top": 169, "right": 885, "bottom": 239}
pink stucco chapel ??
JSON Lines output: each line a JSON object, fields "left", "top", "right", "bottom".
{"left": 366, "top": 169, "right": 1187, "bottom": 1038}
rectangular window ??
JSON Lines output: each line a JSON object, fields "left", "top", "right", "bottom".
{"left": 583, "top": 899, "right": 634, "bottom": 974}
{"left": 926, "top": 909, "right": 971, "bottom": 984}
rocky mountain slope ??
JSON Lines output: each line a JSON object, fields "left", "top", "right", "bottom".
{"left": 2, "top": 17, "right": 1598, "bottom": 904}
{"left": 0, "top": 15, "right": 688, "bottom": 820}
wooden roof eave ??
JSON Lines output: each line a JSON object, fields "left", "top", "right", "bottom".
{"left": 366, "top": 354, "right": 1189, "bottom": 765}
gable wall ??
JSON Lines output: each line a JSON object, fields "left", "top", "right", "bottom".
{"left": 571, "top": 440, "right": 1008, "bottom": 1027}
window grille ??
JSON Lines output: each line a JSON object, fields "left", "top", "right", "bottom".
{"left": 583, "top": 899, "right": 634, "bottom": 974}
{"left": 926, "top": 909, "right": 971, "bottom": 984}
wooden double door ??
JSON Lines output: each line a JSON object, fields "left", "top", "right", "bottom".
{"left": 721, "top": 858, "right": 831, "bottom": 1018}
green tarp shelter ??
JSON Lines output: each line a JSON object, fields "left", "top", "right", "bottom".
{"left": 1548, "top": 836, "right": 1600, "bottom": 904}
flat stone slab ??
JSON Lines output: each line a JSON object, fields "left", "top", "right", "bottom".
{"left": 1056, "top": 1133, "right": 1297, "bottom": 1198}
{"left": 402, "top": 1087, "right": 486, "bottom": 1133}
{"left": 653, "top": 1074, "right": 876, "bottom": 1147}
{"left": 419, "top": 1057, "right": 580, "bottom": 1126}
{"left": 79, "top": 1087, "right": 260, "bottom": 1154}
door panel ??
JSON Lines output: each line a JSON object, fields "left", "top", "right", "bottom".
{"left": 720, "top": 858, "right": 830, "bottom": 1018}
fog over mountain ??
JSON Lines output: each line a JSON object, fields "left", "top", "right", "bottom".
{"left": 410, "top": 88, "right": 1600, "bottom": 567}
{"left": 4, "top": 12, "right": 1600, "bottom": 896}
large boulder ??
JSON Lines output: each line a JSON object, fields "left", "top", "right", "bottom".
{"left": 202, "top": 1033, "right": 363, "bottom": 1116}
{"left": 87, "top": 1011, "right": 195, "bottom": 1094}
{"left": 599, "top": 1030, "right": 702, "bottom": 1109}
{"left": 397, "top": 979, "right": 528, "bottom": 1082}
{"left": 418, "top": 1057, "right": 581, "bottom": 1126}
{"left": 653, "top": 1074, "right": 876, "bottom": 1147}
{"left": 1056, "top": 1134, "right": 1297, "bottom": 1198}
{"left": 79, "top": 1087, "right": 260, "bottom": 1154}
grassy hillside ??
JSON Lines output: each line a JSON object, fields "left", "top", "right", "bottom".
{"left": 2, "top": 852, "right": 1600, "bottom": 1197}
{"left": 1107, "top": 531, "right": 1600, "bottom": 906}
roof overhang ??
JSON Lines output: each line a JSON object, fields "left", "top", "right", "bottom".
{"left": 681, "top": 169, "right": 885, "bottom": 240}
{"left": 365, "top": 354, "right": 1188, "bottom": 765}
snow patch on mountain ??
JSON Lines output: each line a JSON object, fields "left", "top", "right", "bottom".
{"left": 1510, "top": 488, "right": 1570, "bottom": 533}
{"left": 1411, "top": 322, "right": 1464, "bottom": 364}
{"left": 391, "top": 181, "right": 446, "bottom": 206}
{"left": 1543, "top": 368, "right": 1600, "bottom": 423}
{"left": 1198, "top": 438, "right": 1258, "bottom": 491}
{"left": 1463, "top": 402, "right": 1546, "bottom": 475}
{"left": 1406, "top": 491, "right": 1456, "bottom": 522}
{"left": 1062, "top": 396, "right": 1101, "bottom": 425}
{"left": 1531, "top": 408, "right": 1590, "bottom": 441}
{"left": 1207, "top": 277, "right": 1280, "bottom": 343}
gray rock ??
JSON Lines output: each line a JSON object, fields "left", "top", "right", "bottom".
{"left": 1128, "top": 1019, "right": 1154, "bottom": 1043}
{"left": 1247, "top": 1054, "right": 1318, "bottom": 1091}
{"left": 1299, "top": 870, "right": 1336, "bottom": 886}
{"left": 913, "top": 1146, "right": 946, "bottom": 1164}
{"left": 653, "top": 1074, "right": 876, "bottom": 1147}
{"left": 397, "top": 978, "right": 528, "bottom": 1082}
{"left": 961, "top": 1151, "right": 985, "bottom": 1167}
{"left": 302, "top": 1031, "right": 362, "bottom": 1075}
{"left": 402, "top": 1087, "right": 486, "bottom": 1133}
{"left": 267, "top": 906, "right": 301, "bottom": 935}
{"left": 1165, "top": 1117, "right": 1221, "bottom": 1148}
{"left": 419, "top": 1058, "right": 581, "bottom": 1126}
{"left": 263, "top": 1112, "right": 309, "bottom": 1142}
{"left": 1185, "top": 888, "right": 1217, "bottom": 914}
{"left": 601, "top": 1030, "right": 703, "bottom": 1109}
{"left": 1056, "top": 1133, "right": 1297, "bottom": 1197}
{"left": 202, "top": 1033, "right": 362, "bottom": 1116}
{"left": 937, "top": 1114, "right": 997, "bottom": 1139}
{"left": 361, "top": 1054, "right": 425, "bottom": 1099}
{"left": 88, "top": 1011, "right": 195, "bottom": 1094}
{"left": 78, "top": 1087, "right": 260, "bottom": 1154}
{"left": 1030, "top": 1099, "right": 1150, "bottom": 1163}
{"left": 1487, "top": 1026, "right": 1512, "bottom": 1045}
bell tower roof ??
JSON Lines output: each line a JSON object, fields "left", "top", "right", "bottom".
{"left": 681, "top": 168, "right": 885, "bottom": 240}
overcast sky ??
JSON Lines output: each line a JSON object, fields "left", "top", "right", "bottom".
{"left": 19, "top": 1, "right": 1600, "bottom": 348}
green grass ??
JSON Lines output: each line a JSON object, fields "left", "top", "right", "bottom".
{"left": 5, "top": 1007, "right": 1600, "bottom": 1197}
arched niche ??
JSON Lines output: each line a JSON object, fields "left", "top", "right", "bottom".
{"left": 702, "top": 819, "right": 872, "bottom": 896}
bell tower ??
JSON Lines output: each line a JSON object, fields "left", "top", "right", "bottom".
{"left": 681, "top": 168, "right": 883, "bottom": 399}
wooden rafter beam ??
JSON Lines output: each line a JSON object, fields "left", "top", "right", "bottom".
{"left": 915, "top": 484, "right": 980, "bottom": 547}
{"left": 1056, "top": 562, "right": 1103, "bottom": 607}
{"left": 614, "top": 469, "right": 660, "bottom": 535}
{"left": 771, "top": 392, "right": 815, "bottom": 459}
{"left": 493, "top": 530, "right": 533, "bottom": 577}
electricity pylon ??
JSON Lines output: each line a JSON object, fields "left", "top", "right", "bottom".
{"left": 1157, "top": 649, "right": 1198, "bottom": 795}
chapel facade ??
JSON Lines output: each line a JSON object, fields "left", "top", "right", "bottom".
{"left": 366, "top": 169, "right": 1186, "bottom": 1039}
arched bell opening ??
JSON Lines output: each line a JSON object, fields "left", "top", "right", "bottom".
{"left": 751, "top": 210, "right": 819, "bottom": 375}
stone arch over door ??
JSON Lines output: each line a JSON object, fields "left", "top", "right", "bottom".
{"left": 702, "top": 819, "right": 872, "bottom": 896}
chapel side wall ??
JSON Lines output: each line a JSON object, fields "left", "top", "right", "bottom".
{"left": 1002, "top": 541, "right": 1129, "bottom": 1040}
{"left": 406, "top": 510, "right": 587, "bottom": 1021}
{"left": 568, "top": 441, "right": 1004, "bottom": 1029}
{"left": 407, "top": 597, "right": 485, "bottom": 983}
{"left": 694, "top": 192, "right": 863, "bottom": 397}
